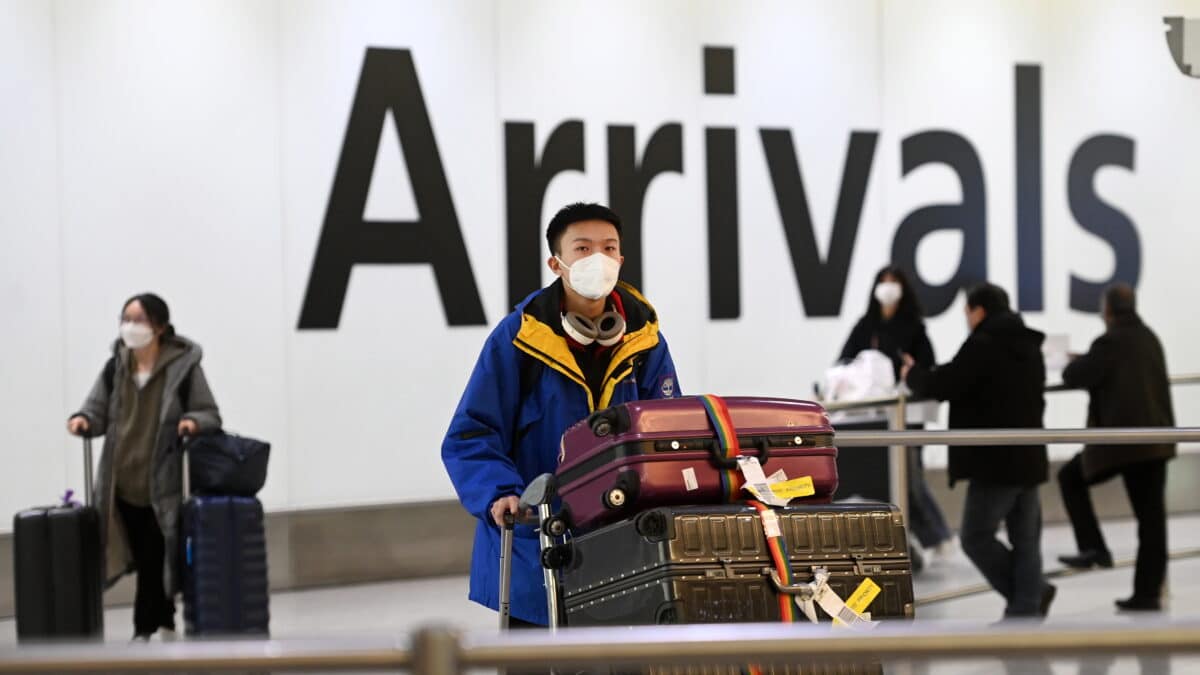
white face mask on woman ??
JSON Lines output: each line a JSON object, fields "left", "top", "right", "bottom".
{"left": 555, "top": 253, "right": 621, "bottom": 300}
{"left": 874, "top": 281, "right": 902, "bottom": 308}
{"left": 120, "top": 321, "right": 155, "bottom": 349}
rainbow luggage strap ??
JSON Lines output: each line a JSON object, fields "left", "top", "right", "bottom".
{"left": 698, "top": 395, "right": 797, "bottom": 624}
{"left": 697, "top": 394, "right": 743, "bottom": 502}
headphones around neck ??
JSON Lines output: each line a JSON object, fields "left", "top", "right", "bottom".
{"left": 562, "top": 311, "right": 626, "bottom": 347}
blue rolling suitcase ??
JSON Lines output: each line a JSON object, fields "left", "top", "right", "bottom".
{"left": 180, "top": 442, "right": 270, "bottom": 636}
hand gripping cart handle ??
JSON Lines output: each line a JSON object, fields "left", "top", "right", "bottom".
{"left": 497, "top": 473, "right": 570, "bottom": 631}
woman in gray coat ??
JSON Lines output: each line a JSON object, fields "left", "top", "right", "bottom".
{"left": 66, "top": 293, "right": 221, "bottom": 640}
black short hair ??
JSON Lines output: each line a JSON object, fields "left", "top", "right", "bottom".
{"left": 964, "top": 283, "right": 1010, "bottom": 316}
{"left": 1104, "top": 283, "right": 1136, "bottom": 317}
{"left": 122, "top": 292, "right": 176, "bottom": 340}
{"left": 546, "top": 202, "right": 622, "bottom": 255}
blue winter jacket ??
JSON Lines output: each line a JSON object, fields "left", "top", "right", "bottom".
{"left": 441, "top": 280, "right": 681, "bottom": 625}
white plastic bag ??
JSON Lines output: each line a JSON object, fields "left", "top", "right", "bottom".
{"left": 822, "top": 349, "right": 896, "bottom": 402}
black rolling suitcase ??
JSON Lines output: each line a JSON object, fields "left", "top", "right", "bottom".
{"left": 560, "top": 502, "right": 914, "bottom": 627}
{"left": 13, "top": 436, "right": 105, "bottom": 641}
{"left": 180, "top": 440, "right": 270, "bottom": 636}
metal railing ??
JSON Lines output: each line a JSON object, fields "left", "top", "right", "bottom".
{"left": 822, "top": 372, "right": 1200, "bottom": 413}
{"left": 7, "top": 425, "right": 1200, "bottom": 673}
{"left": 5, "top": 619, "right": 1200, "bottom": 673}
{"left": 438, "top": 620, "right": 1200, "bottom": 671}
{"left": 836, "top": 426, "right": 1200, "bottom": 447}
{"left": 823, "top": 372, "right": 1200, "bottom": 517}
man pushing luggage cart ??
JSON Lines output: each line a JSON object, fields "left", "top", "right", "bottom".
{"left": 442, "top": 202, "right": 682, "bottom": 627}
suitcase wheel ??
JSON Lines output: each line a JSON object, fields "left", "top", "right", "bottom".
{"left": 635, "top": 510, "right": 669, "bottom": 539}
{"left": 557, "top": 503, "right": 575, "bottom": 531}
{"left": 586, "top": 406, "right": 631, "bottom": 437}
{"left": 592, "top": 418, "right": 613, "bottom": 437}
{"left": 654, "top": 602, "right": 682, "bottom": 624}
{"left": 602, "top": 471, "right": 640, "bottom": 510}
{"left": 542, "top": 515, "right": 569, "bottom": 538}
{"left": 541, "top": 543, "right": 573, "bottom": 570}
{"left": 603, "top": 488, "right": 627, "bottom": 508}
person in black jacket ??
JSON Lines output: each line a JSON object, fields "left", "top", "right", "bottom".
{"left": 840, "top": 266, "right": 952, "bottom": 556}
{"left": 1056, "top": 284, "right": 1176, "bottom": 611}
{"left": 902, "top": 283, "right": 1055, "bottom": 618}
{"left": 839, "top": 266, "right": 935, "bottom": 379}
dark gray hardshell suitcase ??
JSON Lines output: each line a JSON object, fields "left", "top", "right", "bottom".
{"left": 13, "top": 437, "right": 104, "bottom": 641}
{"left": 561, "top": 503, "right": 914, "bottom": 626}
{"left": 13, "top": 505, "right": 104, "bottom": 640}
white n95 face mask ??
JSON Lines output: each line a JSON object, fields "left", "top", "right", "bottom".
{"left": 120, "top": 321, "right": 154, "bottom": 349}
{"left": 556, "top": 253, "right": 621, "bottom": 300}
{"left": 874, "top": 281, "right": 902, "bottom": 307}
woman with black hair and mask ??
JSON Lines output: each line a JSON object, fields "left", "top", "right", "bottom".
{"left": 66, "top": 293, "right": 221, "bottom": 641}
{"left": 838, "top": 266, "right": 955, "bottom": 560}
{"left": 840, "top": 266, "right": 934, "bottom": 376}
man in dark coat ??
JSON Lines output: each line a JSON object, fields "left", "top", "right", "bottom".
{"left": 1056, "top": 283, "right": 1176, "bottom": 611}
{"left": 902, "top": 283, "right": 1054, "bottom": 619}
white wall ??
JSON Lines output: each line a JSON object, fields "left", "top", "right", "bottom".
{"left": 2, "top": 0, "right": 1198, "bottom": 531}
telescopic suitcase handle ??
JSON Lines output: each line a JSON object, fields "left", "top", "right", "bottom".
{"left": 82, "top": 435, "right": 95, "bottom": 508}
{"left": 498, "top": 512, "right": 515, "bottom": 630}
{"left": 180, "top": 434, "right": 193, "bottom": 500}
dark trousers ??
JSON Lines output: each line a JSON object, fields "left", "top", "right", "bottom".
{"left": 1058, "top": 454, "right": 1168, "bottom": 599}
{"left": 907, "top": 447, "right": 953, "bottom": 548}
{"left": 960, "top": 481, "right": 1046, "bottom": 616}
{"left": 115, "top": 499, "right": 176, "bottom": 635}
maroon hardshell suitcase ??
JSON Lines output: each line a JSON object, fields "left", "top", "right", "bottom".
{"left": 556, "top": 396, "right": 839, "bottom": 531}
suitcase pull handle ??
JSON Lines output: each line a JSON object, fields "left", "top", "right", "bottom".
{"left": 754, "top": 438, "right": 771, "bottom": 466}
{"left": 82, "top": 436, "right": 94, "bottom": 507}
{"left": 708, "top": 445, "right": 738, "bottom": 469}
{"left": 767, "top": 567, "right": 827, "bottom": 599}
{"left": 179, "top": 434, "right": 194, "bottom": 500}
{"left": 767, "top": 569, "right": 812, "bottom": 597}
{"left": 698, "top": 396, "right": 771, "bottom": 468}
{"left": 499, "top": 513, "right": 514, "bottom": 630}
{"left": 706, "top": 438, "right": 770, "bottom": 469}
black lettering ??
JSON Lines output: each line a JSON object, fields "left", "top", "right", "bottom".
{"left": 704, "top": 46, "right": 735, "bottom": 95}
{"left": 1068, "top": 135, "right": 1139, "bottom": 312}
{"left": 760, "top": 130, "right": 878, "bottom": 317}
{"left": 504, "top": 121, "right": 585, "bottom": 307}
{"left": 891, "top": 131, "right": 988, "bottom": 315}
{"left": 706, "top": 128, "right": 740, "bottom": 319}
{"left": 1015, "top": 64, "right": 1044, "bottom": 311}
{"left": 298, "top": 48, "right": 485, "bottom": 329}
{"left": 704, "top": 46, "right": 739, "bottom": 319}
{"left": 607, "top": 124, "right": 684, "bottom": 291}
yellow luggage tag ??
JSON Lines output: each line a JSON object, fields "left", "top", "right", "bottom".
{"left": 834, "top": 577, "right": 882, "bottom": 627}
{"left": 740, "top": 458, "right": 816, "bottom": 505}
{"left": 769, "top": 476, "right": 816, "bottom": 501}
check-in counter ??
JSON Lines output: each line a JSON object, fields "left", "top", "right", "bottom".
{"left": 830, "top": 399, "right": 941, "bottom": 502}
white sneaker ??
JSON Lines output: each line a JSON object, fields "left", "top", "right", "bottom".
{"left": 932, "top": 536, "right": 959, "bottom": 561}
